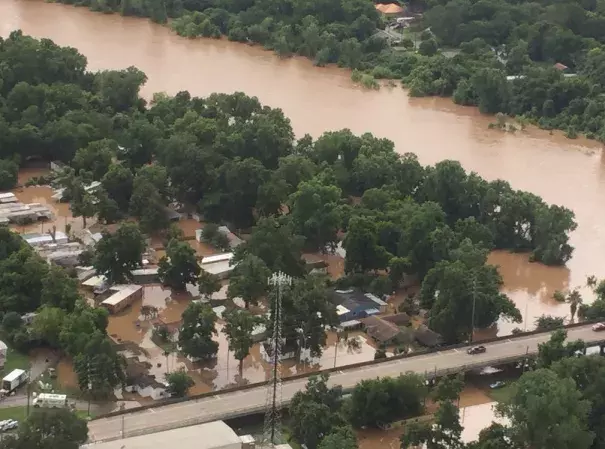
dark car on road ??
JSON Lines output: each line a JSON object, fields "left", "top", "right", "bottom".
{"left": 467, "top": 345, "right": 487, "bottom": 355}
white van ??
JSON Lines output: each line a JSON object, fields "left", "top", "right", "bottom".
{"left": 32, "top": 393, "right": 68, "bottom": 408}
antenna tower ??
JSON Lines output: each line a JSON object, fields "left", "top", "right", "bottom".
{"left": 263, "top": 272, "right": 291, "bottom": 447}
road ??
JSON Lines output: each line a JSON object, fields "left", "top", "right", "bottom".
{"left": 88, "top": 325, "right": 604, "bottom": 443}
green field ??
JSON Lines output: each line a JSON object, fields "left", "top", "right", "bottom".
{"left": 0, "top": 406, "right": 92, "bottom": 422}
{"left": 488, "top": 383, "right": 515, "bottom": 403}
{"left": 1, "top": 348, "right": 29, "bottom": 375}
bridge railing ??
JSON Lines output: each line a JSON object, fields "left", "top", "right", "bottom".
{"left": 95, "top": 320, "right": 601, "bottom": 421}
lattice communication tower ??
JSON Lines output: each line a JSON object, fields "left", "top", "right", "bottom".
{"left": 263, "top": 272, "right": 292, "bottom": 447}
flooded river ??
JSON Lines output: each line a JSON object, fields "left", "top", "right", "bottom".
{"left": 2, "top": 1, "right": 603, "bottom": 333}
{"left": 2, "top": 0, "right": 605, "bottom": 409}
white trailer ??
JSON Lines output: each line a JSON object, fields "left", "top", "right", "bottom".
{"left": 32, "top": 393, "right": 68, "bottom": 408}
{"left": 1, "top": 369, "right": 28, "bottom": 394}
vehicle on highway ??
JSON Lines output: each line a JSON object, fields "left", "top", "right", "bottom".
{"left": 490, "top": 381, "right": 506, "bottom": 389}
{"left": 467, "top": 345, "right": 487, "bottom": 355}
{"left": 592, "top": 323, "right": 605, "bottom": 332}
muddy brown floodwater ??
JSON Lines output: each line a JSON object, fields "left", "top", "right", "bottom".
{"left": 3, "top": 0, "right": 604, "bottom": 332}
{"left": 3, "top": 0, "right": 605, "bottom": 428}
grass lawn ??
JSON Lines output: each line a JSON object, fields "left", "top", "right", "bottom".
{"left": 0, "top": 406, "right": 94, "bottom": 422}
{"left": 1, "top": 349, "right": 29, "bottom": 375}
{"left": 488, "top": 383, "right": 515, "bottom": 403}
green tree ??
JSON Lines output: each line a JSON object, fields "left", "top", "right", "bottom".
{"left": 95, "top": 188, "right": 122, "bottom": 224}
{"left": 178, "top": 302, "right": 218, "bottom": 361}
{"left": 223, "top": 309, "right": 261, "bottom": 371}
{"left": 234, "top": 217, "right": 305, "bottom": 276}
{"left": 165, "top": 369, "right": 194, "bottom": 397}
{"left": 158, "top": 238, "right": 200, "bottom": 291}
{"left": 73, "top": 331, "right": 126, "bottom": 398}
{"left": 40, "top": 265, "right": 80, "bottom": 311}
{"left": 197, "top": 270, "right": 221, "bottom": 300}
{"left": 290, "top": 374, "right": 345, "bottom": 449}
{"left": 288, "top": 179, "right": 342, "bottom": 251}
{"left": 93, "top": 222, "right": 145, "bottom": 284}
{"left": 552, "top": 355, "right": 605, "bottom": 449}
{"left": 421, "top": 256, "right": 521, "bottom": 344}
{"left": 318, "top": 426, "right": 358, "bottom": 449}
{"left": 535, "top": 314, "right": 565, "bottom": 331}
{"left": 471, "top": 68, "right": 510, "bottom": 114}
{"left": 101, "top": 163, "right": 133, "bottom": 211}
{"left": 537, "top": 329, "right": 585, "bottom": 368}
{"left": 0, "top": 159, "right": 18, "bottom": 190}
{"left": 402, "top": 400, "right": 464, "bottom": 449}
{"left": 31, "top": 306, "right": 67, "bottom": 348}
{"left": 70, "top": 191, "right": 96, "bottom": 228}
{"left": 227, "top": 254, "right": 270, "bottom": 308}
{"left": 418, "top": 38, "right": 439, "bottom": 56}
{"left": 343, "top": 216, "right": 391, "bottom": 273}
{"left": 348, "top": 374, "right": 426, "bottom": 428}
{"left": 72, "top": 138, "right": 116, "bottom": 180}
{"left": 0, "top": 408, "right": 87, "bottom": 449}
{"left": 496, "top": 369, "right": 594, "bottom": 449}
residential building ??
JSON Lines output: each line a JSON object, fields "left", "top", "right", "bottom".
{"left": 260, "top": 340, "right": 297, "bottom": 363}
{"left": 362, "top": 316, "right": 406, "bottom": 345}
{"left": 0, "top": 201, "right": 53, "bottom": 225}
{"left": 331, "top": 289, "right": 388, "bottom": 323}
{"left": 81, "top": 420, "right": 244, "bottom": 449}
{"left": 414, "top": 325, "right": 442, "bottom": 348}
{"left": 124, "top": 357, "right": 168, "bottom": 401}
{"left": 200, "top": 253, "right": 234, "bottom": 279}
{"left": 21, "top": 231, "right": 68, "bottom": 247}
{"left": 101, "top": 285, "right": 143, "bottom": 314}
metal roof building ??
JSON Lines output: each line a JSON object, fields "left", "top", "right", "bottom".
{"left": 83, "top": 420, "right": 243, "bottom": 449}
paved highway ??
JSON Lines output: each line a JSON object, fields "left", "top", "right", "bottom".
{"left": 88, "top": 325, "right": 604, "bottom": 443}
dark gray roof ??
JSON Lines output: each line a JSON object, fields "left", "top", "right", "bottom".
{"left": 414, "top": 325, "right": 442, "bottom": 347}
{"left": 332, "top": 289, "right": 386, "bottom": 312}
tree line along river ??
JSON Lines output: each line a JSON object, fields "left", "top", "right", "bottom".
{"left": 1, "top": 0, "right": 605, "bottom": 330}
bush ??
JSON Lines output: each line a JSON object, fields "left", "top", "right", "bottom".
{"left": 418, "top": 38, "right": 438, "bottom": 56}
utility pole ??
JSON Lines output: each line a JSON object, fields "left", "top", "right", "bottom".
{"left": 26, "top": 367, "right": 31, "bottom": 417}
{"left": 263, "top": 272, "right": 291, "bottom": 447}
{"left": 470, "top": 272, "right": 477, "bottom": 344}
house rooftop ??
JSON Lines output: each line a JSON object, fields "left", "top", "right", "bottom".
{"left": 382, "top": 313, "right": 411, "bottom": 326}
{"left": 332, "top": 289, "right": 387, "bottom": 311}
{"left": 363, "top": 315, "right": 402, "bottom": 343}
{"left": 414, "top": 325, "right": 442, "bottom": 347}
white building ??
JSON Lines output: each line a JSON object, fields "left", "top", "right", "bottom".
{"left": 200, "top": 253, "right": 235, "bottom": 279}
{"left": 81, "top": 420, "right": 244, "bottom": 449}
{"left": 101, "top": 285, "right": 143, "bottom": 314}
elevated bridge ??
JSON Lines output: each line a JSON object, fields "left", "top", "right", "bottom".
{"left": 88, "top": 323, "right": 605, "bottom": 443}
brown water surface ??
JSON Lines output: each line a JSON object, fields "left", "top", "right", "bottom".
{"left": 2, "top": 0, "right": 602, "bottom": 331}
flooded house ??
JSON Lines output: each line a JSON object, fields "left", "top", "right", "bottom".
{"left": 414, "top": 325, "right": 442, "bottom": 348}
{"left": 101, "top": 285, "right": 144, "bottom": 314}
{"left": 260, "top": 339, "right": 297, "bottom": 363}
{"left": 331, "top": 289, "right": 389, "bottom": 323}
{"left": 0, "top": 196, "right": 54, "bottom": 224}
{"left": 362, "top": 315, "right": 410, "bottom": 346}
{"left": 200, "top": 253, "right": 235, "bottom": 279}
{"left": 124, "top": 357, "right": 168, "bottom": 401}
